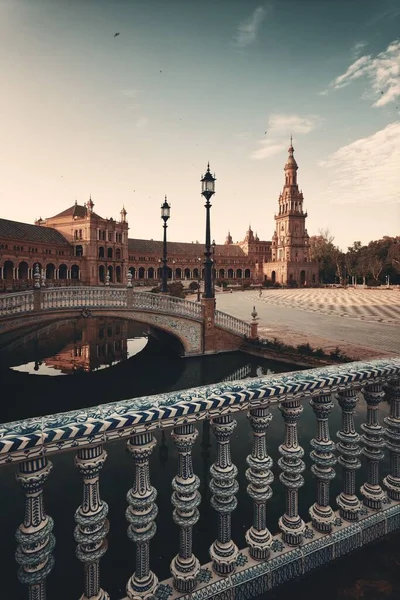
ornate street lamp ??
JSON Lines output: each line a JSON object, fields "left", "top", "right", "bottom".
{"left": 160, "top": 196, "right": 171, "bottom": 293}
{"left": 200, "top": 163, "right": 216, "bottom": 298}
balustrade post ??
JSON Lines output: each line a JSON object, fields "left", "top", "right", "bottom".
{"left": 74, "top": 444, "right": 109, "bottom": 600}
{"left": 170, "top": 424, "right": 201, "bottom": 592}
{"left": 360, "top": 383, "right": 386, "bottom": 509}
{"left": 209, "top": 414, "right": 239, "bottom": 576}
{"left": 384, "top": 379, "right": 400, "bottom": 500}
{"left": 15, "top": 457, "right": 55, "bottom": 600}
{"left": 245, "top": 403, "right": 273, "bottom": 559}
{"left": 278, "top": 395, "right": 306, "bottom": 545}
{"left": 336, "top": 388, "right": 362, "bottom": 521}
{"left": 126, "top": 432, "right": 158, "bottom": 599}
{"left": 309, "top": 392, "right": 336, "bottom": 532}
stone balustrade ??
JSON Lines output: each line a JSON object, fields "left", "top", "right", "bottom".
{"left": 215, "top": 309, "right": 252, "bottom": 337}
{"left": 1, "top": 358, "right": 400, "bottom": 600}
{"left": 0, "top": 290, "right": 34, "bottom": 315}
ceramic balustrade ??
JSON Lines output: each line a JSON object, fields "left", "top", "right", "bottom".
{"left": 215, "top": 309, "right": 252, "bottom": 337}
{"left": 2, "top": 358, "right": 400, "bottom": 600}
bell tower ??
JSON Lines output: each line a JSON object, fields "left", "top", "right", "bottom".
{"left": 272, "top": 138, "right": 309, "bottom": 265}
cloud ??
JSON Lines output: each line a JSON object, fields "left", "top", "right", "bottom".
{"left": 234, "top": 5, "right": 268, "bottom": 47}
{"left": 319, "top": 122, "right": 400, "bottom": 205}
{"left": 351, "top": 41, "right": 367, "bottom": 59}
{"left": 325, "top": 40, "right": 400, "bottom": 107}
{"left": 136, "top": 117, "right": 148, "bottom": 129}
{"left": 250, "top": 113, "right": 321, "bottom": 160}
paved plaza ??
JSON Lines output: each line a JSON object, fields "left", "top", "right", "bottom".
{"left": 215, "top": 288, "right": 400, "bottom": 358}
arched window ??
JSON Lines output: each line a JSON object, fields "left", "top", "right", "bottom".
{"left": 75, "top": 245, "right": 83, "bottom": 257}
{"left": 108, "top": 265, "right": 113, "bottom": 282}
{"left": 129, "top": 266, "right": 136, "bottom": 279}
{"left": 175, "top": 268, "right": 182, "bottom": 279}
{"left": 115, "top": 266, "right": 121, "bottom": 283}
{"left": 46, "top": 263, "right": 55, "bottom": 279}
{"left": 218, "top": 268, "right": 225, "bottom": 278}
{"left": 227, "top": 268, "right": 234, "bottom": 279}
{"left": 167, "top": 268, "right": 172, "bottom": 279}
{"left": 98, "top": 246, "right": 105, "bottom": 258}
{"left": 71, "top": 265, "right": 80, "bottom": 280}
{"left": 59, "top": 264, "right": 67, "bottom": 279}
{"left": 107, "top": 247, "right": 113, "bottom": 259}
{"left": 74, "top": 230, "right": 78, "bottom": 240}
{"left": 18, "top": 261, "right": 29, "bottom": 280}
{"left": 148, "top": 267, "right": 155, "bottom": 279}
{"left": 138, "top": 267, "right": 145, "bottom": 279}
{"left": 236, "top": 268, "right": 242, "bottom": 279}
{"left": 99, "top": 265, "right": 105, "bottom": 283}
{"left": 184, "top": 268, "right": 191, "bottom": 279}
{"left": 116, "top": 248, "right": 121, "bottom": 259}
{"left": 193, "top": 268, "right": 199, "bottom": 279}
{"left": 244, "top": 269, "right": 251, "bottom": 279}
{"left": 271, "top": 270, "right": 276, "bottom": 283}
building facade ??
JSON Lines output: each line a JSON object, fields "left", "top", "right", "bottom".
{"left": 0, "top": 143, "right": 318, "bottom": 291}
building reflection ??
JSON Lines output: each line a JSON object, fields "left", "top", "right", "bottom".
{"left": 44, "top": 319, "right": 139, "bottom": 374}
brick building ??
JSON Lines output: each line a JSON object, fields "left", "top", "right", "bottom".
{"left": 0, "top": 142, "right": 318, "bottom": 291}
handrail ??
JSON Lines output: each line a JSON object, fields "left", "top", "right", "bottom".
{"left": 215, "top": 308, "right": 252, "bottom": 337}
{"left": 1, "top": 357, "right": 399, "bottom": 464}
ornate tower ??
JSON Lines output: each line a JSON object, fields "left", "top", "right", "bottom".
{"left": 266, "top": 140, "right": 317, "bottom": 285}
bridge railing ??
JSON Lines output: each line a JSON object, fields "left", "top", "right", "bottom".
{"left": 131, "top": 291, "right": 203, "bottom": 319}
{"left": 41, "top": 286, "right": 128, "bottom": 309}
{"left": 1, "top": 358, "right": 400, "bottom": 600}
{"left": 0, "top": 290, "right": 34, "bottom": 315}
{"left": 215, "top": 308, "right": 252, "bottom": 337}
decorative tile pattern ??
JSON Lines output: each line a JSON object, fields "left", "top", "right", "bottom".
{"left": 197, "top": 568, "right": 212, "bottom": 584}
{"left": 155, "top": 583, "right": 173, "bottom": 599}
{"left": 270, "top": 539, "right": 285, "bottom": 553}
{"left": 303, "top": 526, "right": 315, "bottom": 539}
{"left": 236, "top": 552, "right": 249, "bottom": 567}
{"left": 135, "top": 312, "right": 202, "bottom": 354}
{"left": 0, "top": 358, "right": 398, "bottom": 464}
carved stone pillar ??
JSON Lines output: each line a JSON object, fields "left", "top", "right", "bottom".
{"left": 245, "top": 404, "right": 273, "bottom": 559}
{"left": 278, "top": 396, "right": 306, "bottom": 545}
{"left": 126, "top": 432, "right": 158, "bottom": 600}
{"left": 209, "top": 414, "right": 239, "bottom": 576}
{"left": 15, "top": 457, "right": 55, "bottom": 600}
{"left": 74, "top": 444, "right": 109, "bottom": 600}
{"left": 170, "top": 424, "right": 201, "bottom": 593}
{"left": 360, "top": 383, "right": 386, "bottom": 509}
{"left": 309, "top": 392, "right": 336, "bottom": 532}
{"left": 336, "top": 388, "right": 362, "bottom": 521}
{"left": 384, "top": 379, "right": 400, "bottom": 500}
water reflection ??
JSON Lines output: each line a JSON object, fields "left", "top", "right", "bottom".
{"left": 0, "top": 317, "right": 304, "bottom": 424}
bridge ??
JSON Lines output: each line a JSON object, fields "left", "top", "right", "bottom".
{"left": 0, "top": 286, "right": 256, "bottom": 356}
{"left": 0, "top": 357, "right": 399, "bottom": 600}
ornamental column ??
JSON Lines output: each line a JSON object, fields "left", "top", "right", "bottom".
{"left": 209, "top": 414, "right": 239, "bottom": 576}
{"left": 336, "top": 388, "right": 362, "bottom": 521}
{"left": 15, "top": 457, "right": 55, "bottom": 600}
{"left": 245, "top": 403, "right": 274, "bottom": 559}
{"left": 74, "top": 444, "right": 109, "bottom": 600}
{"left": 278, "top": 395, "right": 306, "bottom": 545}
{"left": 309, "top": 392, "right": 336, "bottom": 532}
{"left": 126, "top": 432, "right": 158, "bottom": 600}
{"left": 170, "top": 424, "right": 201, "bottom": 593}
{"left": 384, "top": 379, "right": 400, "bottom": 500}
{"left": 360, "top": 383, "right": 386, "bottom": 509}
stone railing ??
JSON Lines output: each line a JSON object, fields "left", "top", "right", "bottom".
{"left": 2, "top": 358, "right": 400, "bottom": 600}
{"left": 41, "top": 286, "right": 128, "bottom": 309}
{"left": 0, "top": 290, "right": 34, "bottom": 315}
{"left": 131, "top": 291, "right": 203, "bottom": 319}
{"left": 215, "top": 309, "right": 252, "bottom": 337}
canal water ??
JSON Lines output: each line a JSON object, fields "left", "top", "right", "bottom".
{"left": 0, "top": 317, "right": 398, "bottom": 600}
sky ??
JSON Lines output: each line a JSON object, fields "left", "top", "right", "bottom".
{"left": 0, "top": 0, "right": 399, "bottom": 251}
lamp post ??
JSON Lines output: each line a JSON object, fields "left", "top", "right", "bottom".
{"left": 200, "top": 163, "right": 216, "bottom": 299}
{"left": 197, "top": 257, "right": 202, "bottom": 302}
{"left": 161, "top": 196, "right": 171, "bottom": 293}
{"left": 212, "top": 239, "right": 216, "bottom": 295}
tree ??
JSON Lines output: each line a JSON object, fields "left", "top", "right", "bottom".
{"left": 309, "top": 229, "right": 340, "bottom": 283}
{"left": 189, "top": 281, "right": 199, "bottom": 292}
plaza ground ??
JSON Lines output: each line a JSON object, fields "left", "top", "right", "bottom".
{"left": 214, "top": 288, "right": 400, "bottom": 360}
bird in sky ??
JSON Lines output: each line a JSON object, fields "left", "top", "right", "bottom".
{"left": 160, "top": 70, "right": 162, "bottom": 73}
{"left": 380, "top": 91, "right": 384, "bottom": 94}
{"left": 264, "top": 131, "right": 267, "bottom": 134}
{"left": 114, "top": 32, "right": 120, "bottom": 37}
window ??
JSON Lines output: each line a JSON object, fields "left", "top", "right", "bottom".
{"left": 108, "top": 232, "right": 112, "bottom": 242}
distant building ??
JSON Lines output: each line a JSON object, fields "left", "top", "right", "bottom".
{"left": 0, "top": 142, "right": 318, "bottom": 291}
